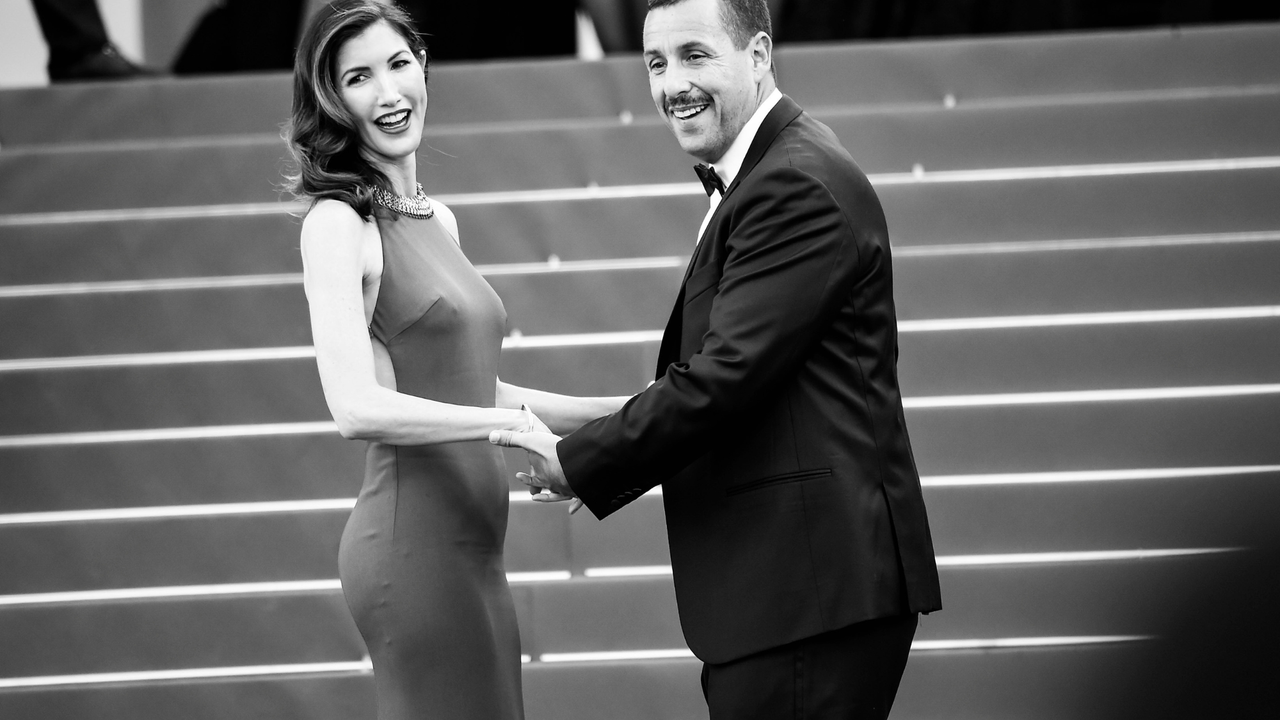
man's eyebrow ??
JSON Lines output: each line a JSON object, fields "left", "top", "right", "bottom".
{"left": 675, "top": 40, "right": 716, "bottom": 55}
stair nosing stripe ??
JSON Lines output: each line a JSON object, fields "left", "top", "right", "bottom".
{"left": 3, "top": 465, "right": 1275, "bottom": 525}
{"left": 0, "top": 660, "right": 373, "bottom": 690}
{"left": 2, "top": 306, "right": 1277, "bottom": 373}
{"left": 5, "top": 229, "right": 1280, "bottom": 298}
{"left": 1, "top": 385, "right": 1277, "bottom": 448}
{"left": 0, "top": 257, "right": 689, "bottom": 299}
{"left": 0, "top": 634, "right": 1151, "bottom": 688}
{"left": 4, "top": 156, "right": 1280, "bottom": 226}
{"left": 901, "top": 382, "right": 1280, "bottom": 409}
{"left": 5, "top": 82, "right": 1278, "bottom": 157}
{"left": 894, "top": 230, "right": 1280, "bottom": 257}
{"left": 0, "top": 550, "right": 1231, "bottom": 607}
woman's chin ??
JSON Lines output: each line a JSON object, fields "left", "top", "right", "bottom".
{"left": 363, "top": 136, "right": 421, "bottom": 164}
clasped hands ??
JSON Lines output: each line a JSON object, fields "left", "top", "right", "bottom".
{"left": 489, "top": 408, "right": 583, "bottom": 514}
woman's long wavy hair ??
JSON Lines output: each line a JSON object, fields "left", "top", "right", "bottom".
{"left": 284, "top": 0, "right": 428, "bottom": 218}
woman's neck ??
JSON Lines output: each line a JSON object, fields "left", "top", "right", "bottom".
{"left": 370, "top": 154, "right": 418, "bottom": 196}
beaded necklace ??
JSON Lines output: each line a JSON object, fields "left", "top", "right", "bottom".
{"left": 372, "top": 183, "right": 435, "bottom": 219}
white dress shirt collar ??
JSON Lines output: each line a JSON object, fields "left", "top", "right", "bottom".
{"left": 697, "top": 89, "right": 783, "bottom": 244}
{"left": 708, "top": 88, "right": 783, "bottom": 190}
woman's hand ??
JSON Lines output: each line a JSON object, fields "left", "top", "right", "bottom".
{"left": 521, "top": 404, "right": 552, "bottom": 434}
{"left": 515, "top": 406, "right": 582, "bottom": 514}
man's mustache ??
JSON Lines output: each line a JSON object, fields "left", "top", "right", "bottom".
{"left": 664, "top": 92, "right": 712, "bottom": 113}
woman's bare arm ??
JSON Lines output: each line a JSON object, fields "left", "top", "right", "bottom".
{"left": 494, "top": 381, "right": 631, "bottom": 436}
{"left": 301, "top": 200, "right": 529, "bottom": 444}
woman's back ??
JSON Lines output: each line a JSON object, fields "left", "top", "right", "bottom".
{"left": 338, "top": 204, "right": 524, "bottom": 720}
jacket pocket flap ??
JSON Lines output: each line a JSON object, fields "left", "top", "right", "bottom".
{"left": 725, "top": 468, "right": 832, "bottom": 496}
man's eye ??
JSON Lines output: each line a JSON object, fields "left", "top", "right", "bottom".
{"left": 649, "top": 60, "right": 665, "bottom": 73}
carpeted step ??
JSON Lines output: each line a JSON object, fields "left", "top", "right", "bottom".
{"left": 2, "top": 385, "right": 1276, "bottom": 512}
{"left": 0, "top": 672, "right": 378, "bottom": 720}
{"left": 4, "top": 466, "right": 1274, "bottom": 594}
{"left": 4, "top": 168, "right": 1279, "bottom": 290}
{"left": 0, "top": 504, "right": 575, "bottom": 594}
{"left": 0, "top": 592, "right": 366, "bottom": 678}
{"left": 894, "top": 238, "right": 1280, "bottom": 319}
{"left": 0, "top": 344, "right": 663, "bottom": 435}
{"left": 0, "top": 641, "right": 1171, "bottom": 720}
{"left": 5, "top": 315, "right": 1279, "bottom": 435}
{"left": 3, "top": 238, "right": 1276, "bottom": 361}
{"left": 0, "top": 434, "right": 364, "bottom": 513}
{"left": 779, "top": 22, "right": 1280, "bottom": 109}
{"left": 2, "top": 23, "right": 1276, "bottom": 147}
{"left": 5, "top": 93, "right": 1278, "bottom": 213}
{"left": 0, "top": 554, "right": 1228, "bottom": 678}
{"left": 898, "top": 316, "right": 1280, "bottom": 396}
{"left": 909, "top": 393, "right": 1280, "bottom": 475}
{"left": 0, "top": 267, "right": 685, "bottom": 360}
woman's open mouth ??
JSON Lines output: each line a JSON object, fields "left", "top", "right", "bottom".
{"left": 374, "top": 109, "right": 411, "bottom": 132}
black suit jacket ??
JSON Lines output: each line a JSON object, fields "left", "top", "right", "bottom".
{"left": 560, "top": 95, "right": 942, "bottom": 664}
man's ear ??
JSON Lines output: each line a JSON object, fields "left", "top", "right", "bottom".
{"left": 748, "top": 31, "right": 773, "bottom": 81}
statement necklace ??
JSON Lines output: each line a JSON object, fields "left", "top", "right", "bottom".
{"left": 372, "top": 182, "right": 435, "bottom": 219}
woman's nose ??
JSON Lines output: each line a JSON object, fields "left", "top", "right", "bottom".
{"left": 374, "top": 74, "right": 401, "bottom": 104}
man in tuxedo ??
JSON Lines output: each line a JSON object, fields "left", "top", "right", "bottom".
{"left": 492, "top": 0, "right": 941, "bottom": 716}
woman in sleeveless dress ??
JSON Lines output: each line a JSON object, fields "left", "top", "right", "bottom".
{"left": 285, "top": 3, "right": 629, "bottom": 718}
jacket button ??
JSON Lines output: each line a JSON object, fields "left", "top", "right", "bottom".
{"left": 610, "top": 498, "right": 622, "bottom": 508}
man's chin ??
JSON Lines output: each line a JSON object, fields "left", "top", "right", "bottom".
{"left": 675, "top": 133, "right": 719, "bottom": 162}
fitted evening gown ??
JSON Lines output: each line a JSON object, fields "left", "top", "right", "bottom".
{"left": 337, "top": 202, "right": 524, "bottom": 720}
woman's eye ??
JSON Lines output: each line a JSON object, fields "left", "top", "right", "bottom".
{"left": 392, "top": 59, "right": 410, "bottom": 69}
{"left": 345, "top": 73, "right": 367, "bottom": 86}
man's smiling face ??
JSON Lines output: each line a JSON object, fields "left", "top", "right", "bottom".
{"left": 643, "top": 0, "right": 762, "bottom": 163}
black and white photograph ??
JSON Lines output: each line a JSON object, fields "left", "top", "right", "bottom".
{"left": 0, "top": 0, "right": 1277, "bottom": 718}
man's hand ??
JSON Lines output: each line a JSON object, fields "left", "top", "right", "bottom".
{"left": 489, "top": 429, "right": 583, "bottom": 513}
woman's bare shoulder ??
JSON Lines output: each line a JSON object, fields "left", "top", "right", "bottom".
{"left": 301, "top": 199, "right": 373, "bottom": 249}
{"left": 429, "top": 198, "right": 460, "bottom": 245}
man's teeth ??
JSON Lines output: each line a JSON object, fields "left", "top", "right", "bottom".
{"left": 672, "top": 104, "right": 707, "bottom": 120}
{"left": 376, "top": 110, "right": 409, "bottom": 127}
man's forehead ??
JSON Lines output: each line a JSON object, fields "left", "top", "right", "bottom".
{"left": 643, "top": 0, "right": 731, "bottom": 49}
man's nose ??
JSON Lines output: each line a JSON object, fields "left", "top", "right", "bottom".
{"left": 661, "top": 63, "right": 693, "bottom": 99}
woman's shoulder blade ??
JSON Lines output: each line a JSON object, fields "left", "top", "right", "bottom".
{"left": 302, "top": 200, "right": 372, "bottom": 245}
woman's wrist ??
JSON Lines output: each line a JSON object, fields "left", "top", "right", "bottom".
{"left": 496, "top": 407, "right": 534, "bottom": 433}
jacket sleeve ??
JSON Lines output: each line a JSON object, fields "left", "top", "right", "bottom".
{"left": 559, "top": 166, "right": 863, "bottom": 518}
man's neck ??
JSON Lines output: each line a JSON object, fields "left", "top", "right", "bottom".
{"left": 707, "top": 86, "right": 783, "bottom": 188}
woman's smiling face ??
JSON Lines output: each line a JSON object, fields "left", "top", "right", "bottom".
{"left": 336, "top": 20, "right": 427, "bottom": 169}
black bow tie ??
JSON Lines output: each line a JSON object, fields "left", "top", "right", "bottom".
{"left": 694, "top": 163, "right": 726, "bottom": 197}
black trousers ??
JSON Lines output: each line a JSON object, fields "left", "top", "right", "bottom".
{"left": 701, "top": 614, "right": 918, "bottom": 720}
{"left": 30, "top": 0, "right": 108, "bottom": 72}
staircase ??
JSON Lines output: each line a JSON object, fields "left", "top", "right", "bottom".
{"left": 1, "top": 22, "right": 1279, "bottom": 719}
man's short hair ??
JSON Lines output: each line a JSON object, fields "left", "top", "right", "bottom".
{"left": 647, "top": 0, "right": 772, "bottom": 49}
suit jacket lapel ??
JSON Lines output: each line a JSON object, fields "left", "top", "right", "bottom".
{"left": 719, "top": 94, "right": 803, "bottom": 205}
{"left": 681, "top": 95, "right": 803, "bottom": 287}
{"left": 657, "top": 95, "right": 805, "bottom": 376}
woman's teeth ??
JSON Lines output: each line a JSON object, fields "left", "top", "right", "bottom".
{"left": 375, "top": 110, "right": 410, "bottom": 129}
